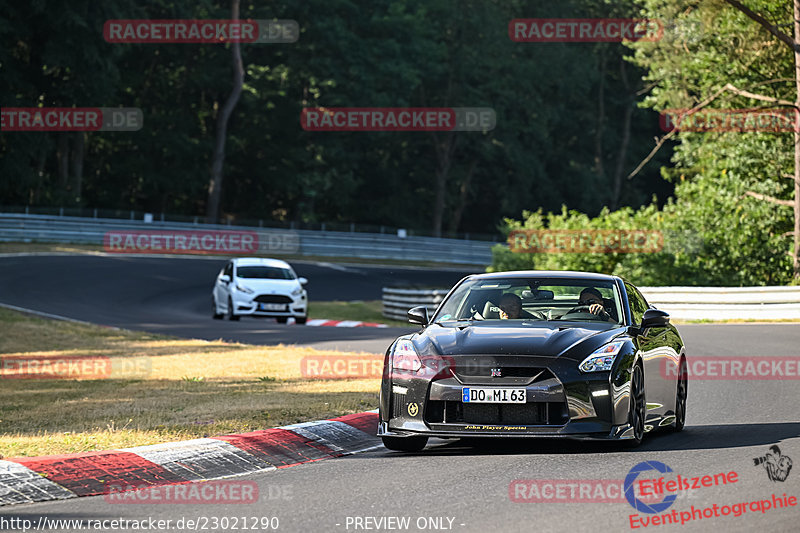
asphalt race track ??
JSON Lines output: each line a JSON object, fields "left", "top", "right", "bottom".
{"left": 0, "top": 254, "right": 476, "bottom": 352}
{"left": 1, "top": 254, "right": 800, "bottom": 532}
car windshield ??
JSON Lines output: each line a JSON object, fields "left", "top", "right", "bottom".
{"left": 432, "top": 278, "right": 623, "bottom": 324}
{"left": 236, "top": 266, "right": 295, "bottom": 280}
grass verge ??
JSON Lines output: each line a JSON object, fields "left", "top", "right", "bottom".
{"left": 309, "top": 300, "right": 408, "bottom": 327}
{"left": 0, "top": 307, "right": 384, "bottom": 458}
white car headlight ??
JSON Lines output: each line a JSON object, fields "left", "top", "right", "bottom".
{"left": 579, "top": 340, "right": 625, "bottom": 373}
{"left": 235, "top": 283, "right": 254, "bottom": 294}
{"left": 392, "top": 339, "right": 422, "bottom": 372}
{"left": 291, "top": 286, "right": 303, "bottom": 296}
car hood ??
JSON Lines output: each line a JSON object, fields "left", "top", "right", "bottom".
{"left": 235, "top": 278, "right": 300, "bottom": 291}
{"left": 417, "top": 321, "right": 623, "bottom": 358}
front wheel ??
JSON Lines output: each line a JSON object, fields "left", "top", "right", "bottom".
{"left": 627, "top": 364, "right": 646, "bottom": 447}
{"left": 672, "top": 358, "right": 687, "bottom": 432}
{"left": 295, "top": 316, "right": 307, "bottom": 325}
{"left": 227, "top": 297, "right": 240, "bottom": 321}
{"left": 212, "top": 297, "right": 223, "bottom": 319}
{"left": 381, "top": 436, "right": 428, "bottom": 452}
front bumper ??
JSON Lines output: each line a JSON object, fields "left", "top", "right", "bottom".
{"left": 377, "top": 421, "right": 639, "bottom": 441}
{"left": 232, "top": 293, "right": 306, "bottom": 317}
{"left": 379, "top": 356, "right": 637, "bottom": 441}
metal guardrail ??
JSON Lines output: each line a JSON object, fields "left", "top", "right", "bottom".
{"left": 0, "top": 213, "right": 494, "bottom": 265}
{"left": 382, "top": 287, "right": 451, "bottom": 321}
{"left": 382, "top": 286, "right": 800, "bottom": 321}
{"left": 640, "top": 286, "right": 800, "bottom": 320}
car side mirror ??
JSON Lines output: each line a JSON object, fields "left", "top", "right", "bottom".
{"left": 641, "top": 308, "right": 669, "bottom": 329}
{"left": 298, "top": 277, "right": 308, "bottom": 285}
{"left": 220, "top": 274, "right": 231, "bottom": 283}
{"left": 407, "top": 306, "right": 429, "bottom": 326}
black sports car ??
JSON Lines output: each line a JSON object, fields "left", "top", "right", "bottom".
{"left": 378, "top": 271, "right": 687, "bottom": 451}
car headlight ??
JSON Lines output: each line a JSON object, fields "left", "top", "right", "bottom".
{"left": 579, "top": 340, "right": 625, "bottom": 372}
{"left": 235, "top": 283, "right": 254, "bottom": 294}
{"left": 291, "top": 286, "right": 303, "bottom": 296}
{"left": 392, "top": 339, "right": 422, "bottom": 372}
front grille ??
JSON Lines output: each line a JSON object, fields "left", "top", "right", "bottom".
{"left": 254, "top": 294, "right": 292, "bottom": 303}
{"left": 425, "top": 400, "right": 568, "bottom": 426}
{"left": 453, "top": 366, "right": 556, "bottom": 385}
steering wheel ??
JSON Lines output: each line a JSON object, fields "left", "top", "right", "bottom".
{"left": 561, "top": 305, "right": 607, "bottom": 320}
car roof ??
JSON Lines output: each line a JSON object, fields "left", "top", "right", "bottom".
{"left": 232, "top": 257, "right": 292, "bottom": 268}
{"left": 466, "top": 270, "right": 619, "bottom": 282}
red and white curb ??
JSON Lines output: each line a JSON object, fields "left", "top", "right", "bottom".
{"left": 304, "top": 319, "right": 388, "bottom": 328}
{"left": 0, "top": 411, "right": 379, "bottom": 507}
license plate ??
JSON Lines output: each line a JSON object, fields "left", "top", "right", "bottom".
{"left": 259, "top": 303, "right": 287, "bottom": 311}
{"left": 462, "top": 387, "right": 526, "bottom": 403}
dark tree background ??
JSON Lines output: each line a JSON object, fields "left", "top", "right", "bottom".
{"left": 0, "top": 0, "right": 672, "bottom": 237}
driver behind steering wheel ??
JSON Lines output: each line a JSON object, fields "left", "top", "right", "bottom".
{"left": 578, "top": 288, "right": 614, "bottom": 322}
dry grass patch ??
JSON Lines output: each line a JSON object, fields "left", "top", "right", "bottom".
{"left": 0, "top": 308, "right": 383, "bottom": 458}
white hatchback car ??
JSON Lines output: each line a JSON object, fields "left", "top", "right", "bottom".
{"left": 212, "top": 258, "right": 308, "bottom": 323}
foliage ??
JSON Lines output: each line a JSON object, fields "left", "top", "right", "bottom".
{"left": 0, "top": 0, "right": 670, "bottom": 235}
{"left": 492, "top": 0, "right": 796, "bottom": 285}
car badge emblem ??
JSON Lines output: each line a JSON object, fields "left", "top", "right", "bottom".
{"left": 407, "top": 403, "right": 419, "bottom": 417}
{"left": 491, "top": 368, "right": 502, "bottom": 377}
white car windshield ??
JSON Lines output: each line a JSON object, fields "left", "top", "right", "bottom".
{"left": 432, "top": 278, "right": 623, "bottom": 324}
{"left": 236, "top": 266, "right": 295, "bottom": 280}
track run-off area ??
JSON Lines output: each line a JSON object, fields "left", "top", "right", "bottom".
{"left": 1, "top": 253, "right": 799, "bottom": 532}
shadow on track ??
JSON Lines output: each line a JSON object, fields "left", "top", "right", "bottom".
{"left": 375, "top": 422, "right": 800, "bottom": 457}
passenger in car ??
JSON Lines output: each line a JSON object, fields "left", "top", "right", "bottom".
{"left": 498, "top": 293, "right": 541, "bottom": 320}
{"left": 498, "top": 293, "right": 523, "bottom": 319}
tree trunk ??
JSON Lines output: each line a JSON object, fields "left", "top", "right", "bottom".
{"left": 594, "top": 51, "right": 607, "bottom": 180}
{"left": 57, "top": 133, "right": 69, "bottom": 191}
{"left": 431, "top": 133, "right": 458, "bottom": 237}
{"left": 794, "top": 0, "right": 800, "bottom": 279}
{"left": 32, "top": 142, "right": 48, "bottom": 204}
{"left": 448, "top": 158, "right": 478, "bottom": 234}
{"left": 71, "top": 132, "right": 84, "bottom": 204}
{"left": 206, "top": 0, "right": 244, "bottom": 223}
{"left": 611, "top": 59, "right": 633, "bottom": 210}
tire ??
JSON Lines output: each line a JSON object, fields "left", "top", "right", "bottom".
{"left": 227, "top": 297, "right": 240, "bottom": 321}
{"left": 381, "top": 436, "right": 428, "bottom": 452}
{"left": 212, "top": 297, "right": 223, "bottom": 319}
{"left": 295, "top": 316, "right": 307, "bottom": 325}
{"left": 672, "top": 358, "right": 687, "bottom": 432}
{"left": 627, "top": 364, "right": 646, "bottom": 447}
{"left": 276, "top": 317, "right": 288, "bottom": 324}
